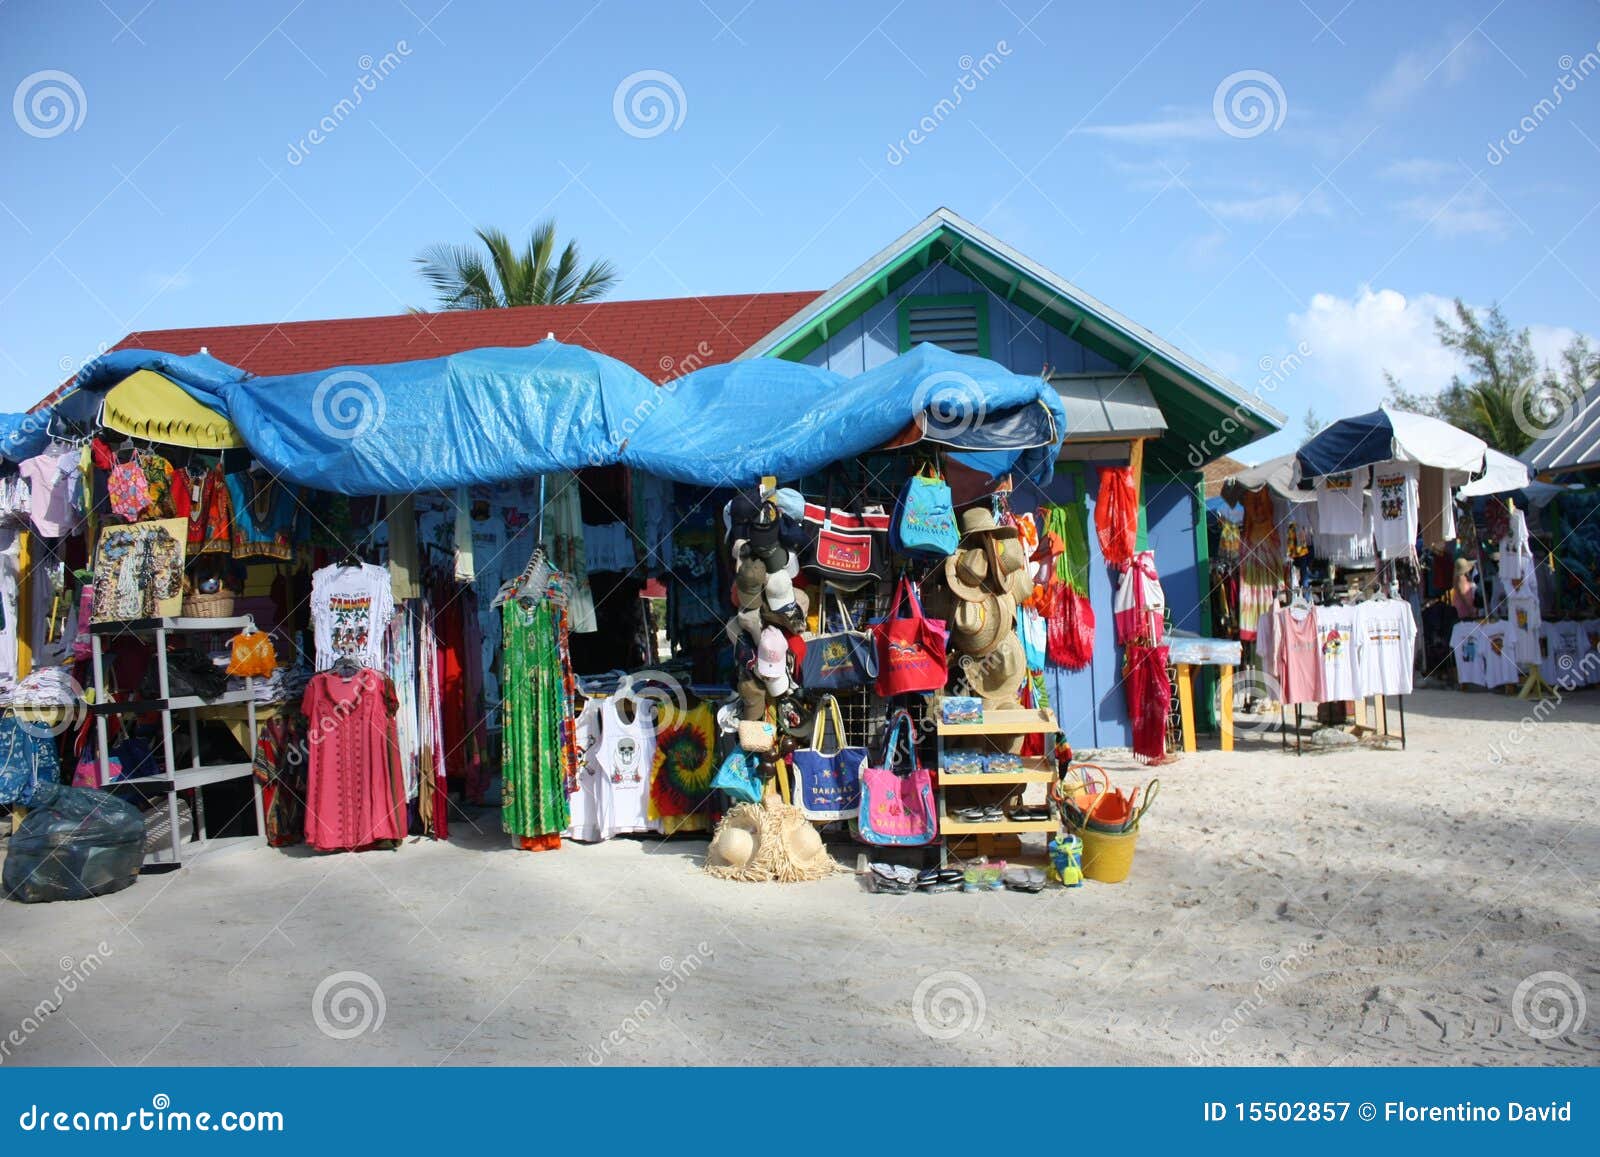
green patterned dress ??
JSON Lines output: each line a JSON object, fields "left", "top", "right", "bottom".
{"left": 501, "top": 598, "right": 574, "bottom": 838}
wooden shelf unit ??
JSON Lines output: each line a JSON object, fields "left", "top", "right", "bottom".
{"left": 933, "top": 702, "right": 1060, "bottom": 866}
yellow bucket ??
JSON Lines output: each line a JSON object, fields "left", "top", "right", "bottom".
{"left": 1078, "top": 824, "right": 1138, "bottom": 883}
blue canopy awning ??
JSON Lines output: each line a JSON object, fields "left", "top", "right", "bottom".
{"left": 65, "top": 341, "right": 1067, "bottom": 495}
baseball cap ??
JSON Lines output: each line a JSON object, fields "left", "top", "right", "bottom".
{"left": 756, "top": 626, "right": 788, "bottom": 678}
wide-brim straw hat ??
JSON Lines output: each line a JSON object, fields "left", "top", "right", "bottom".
{"left": 951, "top": 591, "right": 1016, "bottom": 657}
{"left": 944, "top": 545, "right": 993, "bottom": 602}
{"left": 958, "top": 506, "right": 1020, "bottom": 543}
{"left": 961, "top": 632, "right": 1026, "bottom": 705}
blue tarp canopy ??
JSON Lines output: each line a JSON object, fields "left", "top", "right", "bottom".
{"left": 65, "top": 341, "right": 1066, "bottom": 495}
{"left": 0, "top": 407, "right": 55, "bottom": 462}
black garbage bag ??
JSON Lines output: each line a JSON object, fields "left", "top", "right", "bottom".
{"left": 3, "top": 783, "right": 144, "bottom": 903}
{"left": 140, "top": 647, "right": 230, "bottom": 701}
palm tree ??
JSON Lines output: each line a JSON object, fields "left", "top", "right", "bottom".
{"left": 414, "top": 219, "right": 619, "bottom": 309}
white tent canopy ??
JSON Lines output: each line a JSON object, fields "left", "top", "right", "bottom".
{"left": 1457, "top": 448, "right": 1532, "bottom": 497}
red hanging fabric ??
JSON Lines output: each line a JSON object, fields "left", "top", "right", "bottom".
{"left": 1123, "top": 642, "right": 1171, "bottom": 764}
{"left": 1095, "top": 466, "right": 1138, "bottom": 569}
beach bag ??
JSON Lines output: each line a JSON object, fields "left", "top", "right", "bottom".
{"left": 790, "top": 695, "right": 865, "bottom": 821}
{"left": 872, "top": 577, "right": 949, "bottom": 696}
{"left": 801, "top": 588, "right": 878, "bottom": 690}
{"left": 226, "top": 625, "right": 277, "bottom": 677}
{"left": 737, "top": 720, "right": 776, "bottom": 754}
{"left": 853, "top": 709, "right": 937, "bottom": 846}
{"left": 800, "top": 481, "right": 890, "bottom": 589}
{"left": 0, "top": 715, "right": 58, "bottom": 806}
{"left": 892, "top": 465, "right": 958, "bottom": 557}
{"left": 711, "top": 749, "right": 764, "bottom": 805}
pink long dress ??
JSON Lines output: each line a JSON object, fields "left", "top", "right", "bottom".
{"left": 302, "top": 669, "right": 408, "bottom": 852}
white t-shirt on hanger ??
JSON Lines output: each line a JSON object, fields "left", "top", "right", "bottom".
{"left": 1369, "top": 463, "right": 1420, "bottom": 560}
{"left": 1507, "top": 594, "right": 1542, "bottom": 666}
{"left": 1480, "top": 620, "right": 1521, "bottom": 688}
{"left": 590, "top": 692, "right": 660, "bottom": 839}
{"left": 1315, "top": 604, "right": 1359, "bottom": 702}
{"left": 1450, "top": 620, "right": 1487, "bottom": 687}
{"left": 565, "top": 698, "right": 606, "bottom": 842}
{"left": 1353, "top": 598, "right": 1417, "bottom": 696}
{"left": 1315, "top": 469, "right": 1368, "bottom": 536}
{"left": 310, "top": 562, "right": 396, "bottom": 671}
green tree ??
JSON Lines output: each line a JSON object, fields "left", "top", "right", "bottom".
{"left": 1381, "top": 299, "right": 1597, "bottom": 455}
{"left": 415, "top": 219, "right": 619, "bottom": 309}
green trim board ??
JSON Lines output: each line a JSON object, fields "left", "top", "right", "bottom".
{"left": 896, "top": 292, "right": 990, "bottom": 356}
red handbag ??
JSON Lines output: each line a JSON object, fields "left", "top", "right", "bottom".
{"left": 872, "top": 577, "right": 949, "bottom": 696}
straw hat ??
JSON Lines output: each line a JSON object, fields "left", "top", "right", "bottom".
{"left": 959, "top": 632, "right": 1026, "bottom": 706}
{"left": 706, "top": 805, "right": 765, "bottom": 875}
{"left": 944, "top": 546, "right": 993, "bottom": 602}
{"left": 958, "top": 506, "right": 1020, "bottom": 543}
{"left": 775, "top": 808, "right": 834, "bottom": 880}
{"left": 951, "top": 591, "right": 1016, "bottom": 658}
{"left": 1455, "top": 557, "right": 1475, "bottom": 577}
{"left": 995, "top": 535, "right": 1033, "bottom": 604}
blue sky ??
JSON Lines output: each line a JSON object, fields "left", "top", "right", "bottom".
{"left": 2, "top": 0, "right": 1596, "bottom": 461}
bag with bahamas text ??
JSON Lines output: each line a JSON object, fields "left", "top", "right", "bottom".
{"left": 790, "top": 695, "right": 865, "bottom": 821}
{"left": 800, "top": 587, "right": 878, "bottom": 691}
{"left": 852, "top": 709, "right": 938, "bottom": 846}
{"left": 800, "top": 479, "right": 890, "bottom": 590}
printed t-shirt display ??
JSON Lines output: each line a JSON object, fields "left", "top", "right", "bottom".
{"left": 1315, "top": 469, "right": 1367, "bottom": 536}
{"left": 1276, "top": 605, "right": 1324, "bottom": 706}
{"left": 1450, "top": 621, "right": 1487, "bottom": 687}
{"left": 1369, "top": 463, "right": 1419, "bottom": 560}
{"left": 1315, "top": 604, "right": 1358, "bottom": 702}
{"left": 310, "top": 562, "right": 396, "bottom": 670}
{"left": 18, "top": 449, "right": 81, "bottom": 537}
{"left": 1507, "top": 594, "right": 1542, "bottom": 666}
{"left": 583, "top": 692, "right": 660, "bottom": 840}
{"left": 1479, "top": 620, "right": 1521, "bottom": 688}
{"left": 1353, "top": 598, "right": 1416, "bottom": 696}
{"left": 1582, "top": 620, "right": 1600, "bottom": 686}
{"left": 1541, "top": 620, "right": 1583, "bottom": 687}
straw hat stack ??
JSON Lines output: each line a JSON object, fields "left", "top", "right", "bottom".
{"left": 939, "top": 507, "right": 1030, "bottom": 709}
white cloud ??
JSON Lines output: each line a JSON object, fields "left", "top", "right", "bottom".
{"left": 1288, "top": 287, "right": 1464, "bottom": 407}
{"left": 1378, "top": 158, "right": 1457, "bottom": 183}
{"left": 1368, "top": 29, "right": 1481, "bottom": 112}
{"left": 1286, "top": 287, "right": 1593, "bottom": 410}
{"left": 1076, "top": 111, "right": 1219, "bottom": 144}
{"left": 1209, "top": 188, "right": 1332, "bottom": 222}
{"left": 1396, "top": 183, "right": 1512, "bottom": 238}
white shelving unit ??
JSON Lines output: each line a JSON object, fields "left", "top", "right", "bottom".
{"left": 89, "top": 616, "right": 265, "bottom": 866}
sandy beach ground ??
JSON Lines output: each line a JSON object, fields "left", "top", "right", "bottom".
{"left": 2, "top": 688, "right": 1595, "bottom": 1067}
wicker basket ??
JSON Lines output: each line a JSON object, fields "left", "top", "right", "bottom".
{"left": 181, "top": 591, "right": 236, "bottom": 619}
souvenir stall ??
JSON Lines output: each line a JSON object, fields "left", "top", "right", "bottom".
{"left": 4, "top": 332, "right": 1198, "bottom": 898}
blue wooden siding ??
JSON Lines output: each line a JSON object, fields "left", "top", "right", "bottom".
{"left": 800, "top": 263, "right": 1120, "bottom": 378}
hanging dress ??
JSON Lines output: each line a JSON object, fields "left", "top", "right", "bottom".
{"left": 501, "top": 597, "right": 575, "bottom": 842}
{"left": 301, "top": 668, "right": 408, "bottom": 852}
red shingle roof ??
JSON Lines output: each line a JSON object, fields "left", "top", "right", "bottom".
{"left": 107, "top": 292, "right": 821, "bottom": 385}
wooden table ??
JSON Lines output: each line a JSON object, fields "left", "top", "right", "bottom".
{"left": 1165, "top": 634, "right": 1242, "bottom": 753}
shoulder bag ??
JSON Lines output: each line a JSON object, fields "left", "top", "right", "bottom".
{"left": 853, "top": 708, "right": 938, "bottom": 846}
{"left": 790, "top": 695, "right": 865, "bottom": 821}
{"left": 872, "top": 576, "right": 949, "bottom": 696}
{"left": 800, "top": 586, "right": 878, "bottom": 690}
{"left": 800, "top": 478, "right": 890, "bottom": 589}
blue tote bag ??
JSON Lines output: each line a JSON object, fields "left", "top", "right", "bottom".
{"left": 790, "top": 695, "right": 865, "bottom": 821}
{"left": 892, "top": 464, "right": 958, "bottom": 557}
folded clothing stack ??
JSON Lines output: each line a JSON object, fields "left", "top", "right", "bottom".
{"left": 226, "top": 666, "right": 286, "bottom": 703}
{"left": 11, "top": 665, "right": 81, "bottom": 708}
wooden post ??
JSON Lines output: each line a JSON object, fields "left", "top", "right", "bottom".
{"left": 15, "top": 531, "right": 31, "bottom": 679}
{"left": 1218, "top": 664, "right": 1234, "bottom": 752}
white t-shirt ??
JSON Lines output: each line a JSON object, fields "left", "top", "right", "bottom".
{"left": 1541, "top": 621, "right": 1583, "bottom": 689}
{"left": 1369, "top": 463, "right": 1419, "bottom": 560}
{"left": 565, "top": 699, "right": 606, "bottom": 842}
{"left": 1581, "top": 620, "right": 1600, "bottom": 686}
{"left": 1315, "top": 605, "right": 1359, "bottom": 702}
{"left": 1353, "top": 598, "right": 1416, "bottom": 696}
{"left": 19, "top": 449, "right": 81, "bottom": 538}
{"left": 1480, "top": 621, "right": 1521, "bottom": 688}
{"left": 1507, "top": 594, "right": 1542, "bottom": 666}
{"left": 1451, "top": 620, "right": 1486, "bottom": 686}
{"left": 310, "top": 562, "right": 396, "bottom": 671}
{"left": 589, "top": 693, "right": 660, "bottom": 839}
{"left": 1315, "top": 469, "right": 1368, "bottom": 536}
